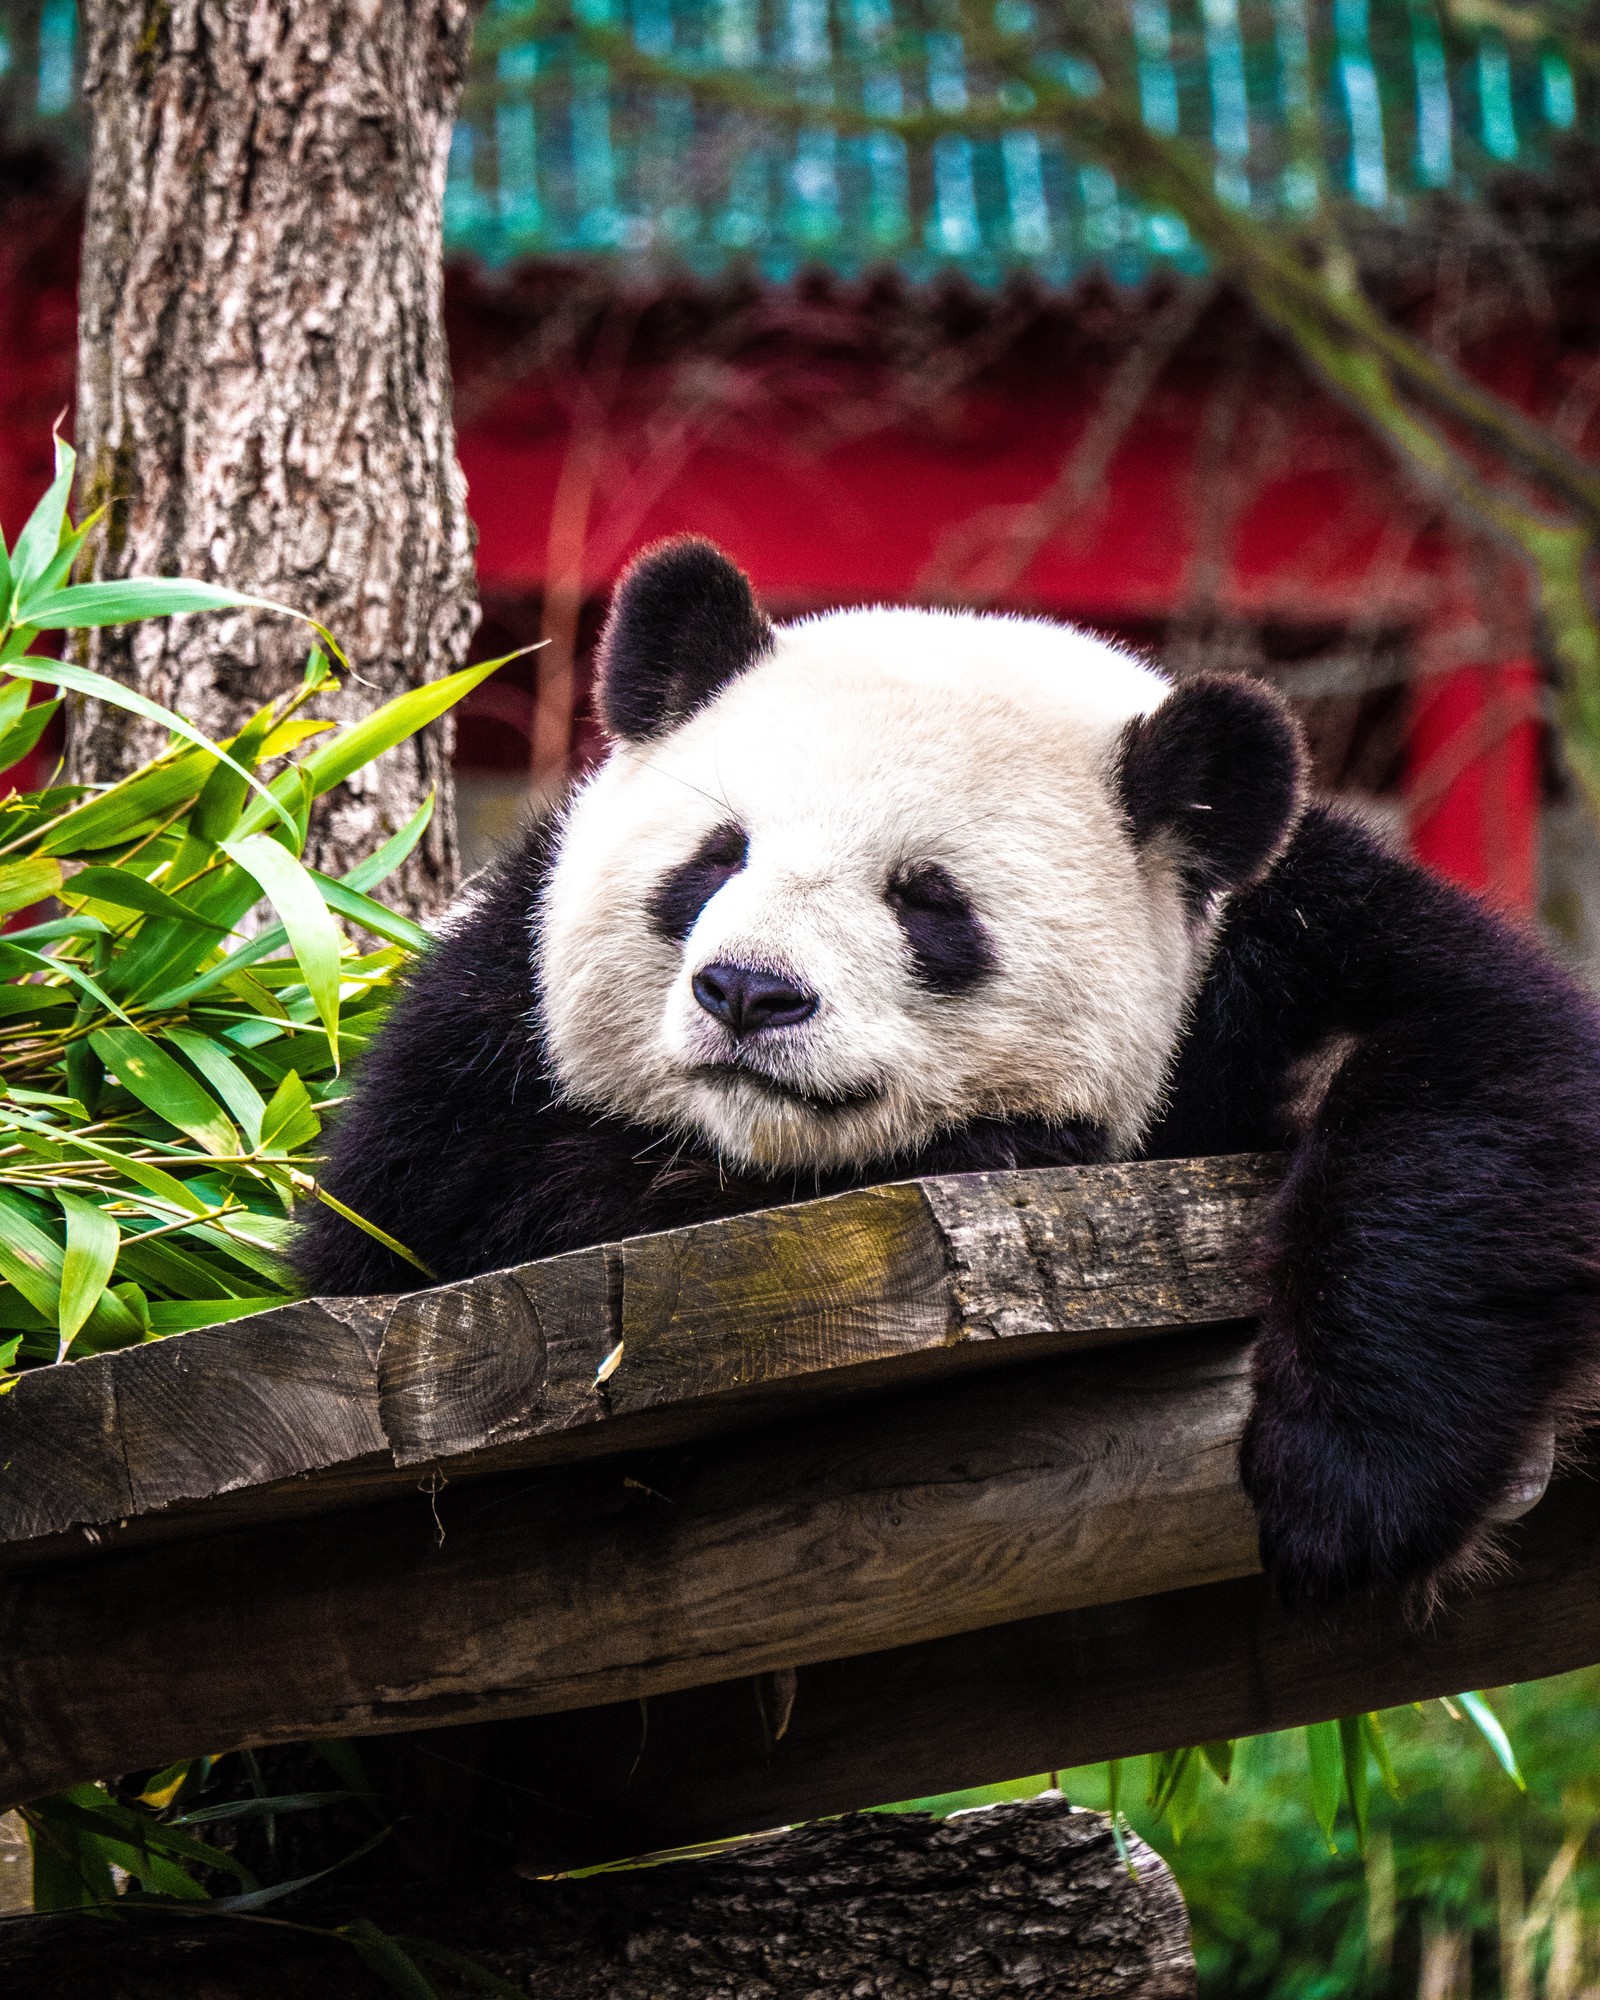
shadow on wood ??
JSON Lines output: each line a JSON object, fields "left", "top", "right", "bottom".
{"left": 482, "top": 1463, "right": 1600, "bottom": 1873}
{"left": 0, "top": 1332, "right": 1262, "bottom": 1808}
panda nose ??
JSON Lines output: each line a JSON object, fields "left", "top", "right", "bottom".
{"left": 692, "top": 962, "right": 818, "bottom": 1037}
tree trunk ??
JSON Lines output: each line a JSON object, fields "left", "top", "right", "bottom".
{"left": 0, "top": 1800, "right": 1196, "bottom": 1998}
{"left": 72, "top": 0, "right": 480, "bottom": 917}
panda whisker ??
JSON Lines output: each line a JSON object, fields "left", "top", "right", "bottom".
{"left": 614, "top": 741, "right": 739, "bottom": 819}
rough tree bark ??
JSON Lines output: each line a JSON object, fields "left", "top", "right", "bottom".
{"left": 72, "top": 0, "right": 481, "bottom": 916}
{"left": 0, "top": 1800, "right": 1196, "bottom": 1999}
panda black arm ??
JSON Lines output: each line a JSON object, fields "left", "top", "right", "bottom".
{"left": 1146, "top": 804, "right": 1600, "bottom": 1607}
{"left": 290, "top": 828, "right": 567, "bottom": 1295}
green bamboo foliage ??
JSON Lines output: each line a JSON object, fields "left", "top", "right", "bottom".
{"left": 0, "top": 437, "right": 508, "bottom": 1391}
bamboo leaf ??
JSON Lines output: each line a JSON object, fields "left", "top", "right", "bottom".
{"left": 1147, "top": 1745, "right": 1197, "bottom": 1820}
{"left": 22, "top": 1785, "right": 119, "bottom": 1911}
{"left": 1455, "top": 1690, "right": 1526, "bottom": 1789}
{"left": 173, "top": 1790, "right": 354, "bottom": 1826}
{"left": 90, "top": 1026, "right": 240, "bottom": 1157}
{"left": 235, "top": 655, "right": 515, "bottom": 836}
{"left": 1147, "top": 1746, "right": 1203, "bottom": 1843}
{"left": 146, "top": 1296, "right": 286, "bottom": 1335}
{"left": 163, "top": 1026, "right": 268, "bottom": 1146}
{"left": 56, "top": 1191, "right": 120, "bottom": 1357}
{"left": 258, "top": 715, "right": 336, "bottom": 758}
{"left": 0, "top": 1185, "right": 66, "bottom": 1320}
{"left": 5, "top": 914, "right": 106, "bottom": 945}
{"left": 0, "top": 624, "right": 40, "bottom": 664}
{"left": 1338, "top": 1714, "right": 1369, "bottom": 1856}
{"left": 221, "top": 833, "right": 344, "bottom": 1065}
{"left": 66, "top": 864, "right": 231, "bottom": 929}
{"left": 0, "top": 854, "right": 62, "bottom": 915}
{"left": 259, "top": 1069, "right": 323, "bottom": 1154}
{"left": 312, "top": 872, "right": 432, "bottom": 952}
{"left": 312, "top": 1184, "right": 434, "bottom": 1277}
{"left": 2, "top": 659, "right": 298, "bottom": 839}
{"left": 0, "top": 1111, "right": 218, "bottom": 1215}
{"left": 137, "top": 1762, "right": 198, "bottom": 1811}
{"left": 1361, "top": 1712, "right": 1401, "bottom": 1802}
{"left": 0, "top": 984, "right": 72, "bottom": 1019}
{"left": 0, "top": 678, "right": 32, "bottom": 733}
{"left": 21, "top": 508, "right": 103, "bottom": 606}
{"left": 191, "top": 703, "right": 278, "bottom": 845}
{"left": 203, "top": 1824, "right": 392, "bottom": 1913}
{"left": 28, "top": 1787, "right": 253, "bottom": 1892}
{"left": 1200, "top": 1740, "right": 1234, "bottom": 1783}
{"left": 185, "top": 1220, "right": 295, "bottom": 1289}
{"left": 342, "top": 791, "right": 436, "bottom": 893}
{"left": 18, "top": 577, "right": 304, "bottom": 630}
{"left": 36, "top": 744, "right": 218, "bottom": 853}
{"left": 393, "top": 1937, "right": 527, "bottom": 1998}
{"left": 0, "top": 939, "right": 135, "bottom": 1025}
{"left": 1305, "top": 1720, "right": 1342, "bottom": 1848}
{"left": 338, "top": 1919, "right": 442, "bottom": 2000}
{"left": 9, "top": 434, "right": 75, "bottom": 597}
{"left": 0, "top": 696, "right": 60, "bottom": 774}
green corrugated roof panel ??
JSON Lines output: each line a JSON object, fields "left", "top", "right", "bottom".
{"left": 3, "top": 0, "right": 1591, "bottom": 285}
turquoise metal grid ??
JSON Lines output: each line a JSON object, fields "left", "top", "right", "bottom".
{"left": 1, "top": 0, "right": 1592, "bottom": 285}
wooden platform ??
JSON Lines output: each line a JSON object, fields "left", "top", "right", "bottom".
{"left": 0, "top": 1151, "right": 1594, "bottom": 1857}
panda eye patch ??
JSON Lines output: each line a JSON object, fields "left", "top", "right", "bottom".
{"left": 648, "top": 822, "right": 749, "bottom": 943}
{"left": 887, "top": 862, "right": 996, "bottom": 995}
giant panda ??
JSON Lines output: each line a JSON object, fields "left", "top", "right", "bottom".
{"left": 295, "top": 536, "right": 1600, "bottom": 1609}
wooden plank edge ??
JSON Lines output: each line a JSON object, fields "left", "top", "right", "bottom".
{"left": 0, "top": 1154, "right": 1282, "bottom": 1558}
{"left": 0, "top": 1312, "right": 1262, "bottom": 1573}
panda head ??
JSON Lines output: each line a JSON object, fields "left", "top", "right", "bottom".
{"left": 537, "top": 537, "right": 1306, "bottom": 1175}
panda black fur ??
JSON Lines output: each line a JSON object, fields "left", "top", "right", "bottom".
{"left": 295, "top": 537, "right": 1600, "bottom": 1611}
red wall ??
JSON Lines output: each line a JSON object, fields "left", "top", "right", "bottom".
{"left": 453, "top": 277, "right": 1556, "bottom": 912}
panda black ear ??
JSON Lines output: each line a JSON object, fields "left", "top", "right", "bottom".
{"left": 1116, "top": 674, "right": 1307, "bottom": 909}
{"left": 595, "top": 537, "right": 774, "bottom": 743}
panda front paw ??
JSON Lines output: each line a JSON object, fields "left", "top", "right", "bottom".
{"left": 1238, "top": 1401, "right": 1496, "bottom": 1613}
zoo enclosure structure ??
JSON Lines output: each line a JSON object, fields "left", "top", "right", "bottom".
{"left": 0, "top": 1153, "right": 1593, "bottom": 1872}
{"left": 3, "top": 0, "right": 1597, "bottom": 900}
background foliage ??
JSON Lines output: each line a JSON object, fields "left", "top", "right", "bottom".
{"left": 0, "top": 437, "right": 507, "bottom": 1387}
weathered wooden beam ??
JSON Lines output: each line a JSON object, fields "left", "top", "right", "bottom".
{"left": 4, "top": 1146, "right": 1589, "bottom": 1848}
{"left": 0, "top": 1333, "right": 1261, "bottom": 1810}
{"left": 487, "top": 1460, "right": 1600, "bottom": 1872}
{"left": 0, "top": 1154, "right": 1278, "bottom": 1562}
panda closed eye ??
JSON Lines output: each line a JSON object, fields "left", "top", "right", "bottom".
{"left": 648, "top": 823, "right": 750, "bottom": 942}
{"left": 887, "top": 862, "right": 996, "bottom": 995}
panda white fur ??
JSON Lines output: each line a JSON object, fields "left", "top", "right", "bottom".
{"left": 296, "top": 537, "right": 1600, "bottom": 1610}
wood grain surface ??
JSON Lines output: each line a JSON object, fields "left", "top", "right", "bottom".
{"left": 489, "top": 1461, "right": 1600, "bottom": 1872}
{"left": 0, "top": 1154, "right": 1280, "bottom": 1562}
{"left": 0, "top": 1331, "right": 1261, "bottom": 1809}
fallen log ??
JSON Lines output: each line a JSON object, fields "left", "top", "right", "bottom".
{"left": 0, "top": 1798, "right": 1195, "bottom": 2000}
